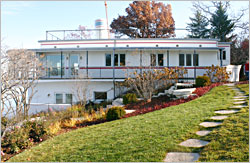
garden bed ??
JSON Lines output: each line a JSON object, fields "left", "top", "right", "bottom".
{"left": 1, "top": 82, "right": 223, "bottom": 161}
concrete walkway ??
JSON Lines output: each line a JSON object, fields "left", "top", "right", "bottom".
{"left": 164, "top": 83, "right": 248, "bottom": 162}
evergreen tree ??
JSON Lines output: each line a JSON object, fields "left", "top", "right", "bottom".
{"left": 187, "top": 10, "right": 210, "bottom": 38}
{"left": 210, "top": 2, "right": 235, "bottom": 42}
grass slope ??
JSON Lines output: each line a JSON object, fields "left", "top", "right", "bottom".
{"left": 9, "top": 86, "right": 235, "bottom": 162}
{"left": 198, "top": 84, "right": 249, "bottom": 162}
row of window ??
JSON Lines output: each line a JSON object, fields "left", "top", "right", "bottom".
{"left": 179, "top": 54, "right": 199, "bottom": 66}
{"left": 55, "top": 92, "right": 108, "bottom": 104}
{"left": 105, "top": 53, "right": 201, "bottom": 67}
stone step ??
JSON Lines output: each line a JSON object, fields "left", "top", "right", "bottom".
{"left": 214, "top": 110, "right": 239, "bottom": 114}
{"left": 234, "top": 96, "right": 248, "bottom": 98}
{"left": 164, "top": 152, "right": 200, "bottom": 162}
{"left": 229, "top": 105, "right": 247, "bottom": 109}
{"left": 196, "top": 130, "right": 211, "bottom": 136}
{"left": 210, "top": 115, "right": 228, "bottom": 120}
{"left": 233, "top": 101, "right": 246, "bottom": 105}
{"left": 199, "top": 122, "right": 222, "bottom": 127}
{"left": 179, "top": 139, "right": 209, "bottom": 147}
{"left": 233, "top": 98, "right": 247, "bottom": 101}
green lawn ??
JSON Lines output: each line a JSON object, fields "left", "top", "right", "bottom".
{"left": 198, "top": 84, "right": 249, "bottom": 162}
{"left": 8, "top": 86, "right": 240, "bottom": 162}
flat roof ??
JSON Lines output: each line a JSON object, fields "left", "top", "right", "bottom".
{"left": 29, "top": 47, "right": 224, "bottom": 52}
{"left": 38, "top": 38, "right": 220, "bottom": 43}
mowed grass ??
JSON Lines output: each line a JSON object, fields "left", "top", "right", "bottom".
{"left": 198, "top": 84, "right": 249, "bottom": 162}
{"left": 9, "top": 86, "right": 235, "bottom": 162}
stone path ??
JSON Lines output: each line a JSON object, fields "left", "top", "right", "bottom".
{"left": 179, "top": 139, "right": 210, "bottom": 147}
{"left": 164, "top": 152, "right": 200, "bottom": 162}
{"left": 196, "top": 130, "right": 211, "bottom": 136}
{"left": 164, "top": 84, "right": 248, "bottom": 162}
{"left": 199, "top": 122, "right": 222, "bottom": 127}
{"left": 233, "top": 101, "right": 246, "bottom": 104}
{"left": 210, "top": 116, "right": 228, "bottom": 120}
{"left": 229, "top": 105, "right": 247, "bottom": 109}
{"left": 214, "top": 110, "right": 239, "bottom": 114}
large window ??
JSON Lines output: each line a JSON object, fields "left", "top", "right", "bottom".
{"left": 151, "top": 54, "right": 164, "bottom": 66}
{"left": 186, "top": 54, "right": 192, "bottom": 66}
{"left": 94, "top": 92, "right": 107, "bottom": 100}
{"left": 70, "top": 55, "right": 79, "bottom": 75}
{"left": 66, "top": 94, "right": 73, "bottom": 104}
{"left": 222, "top": 51, "right": 226, "bottom": 60}
{"left": 158, "top": 54, "right": 164, "bottom": 66}
{"left": 120, "top": 54, "right": 126, "bottom": 66}
{"left": 179, "top": 54, "right": 185, "bottom": 66}
{"left": 56, "top": 94, "right": 63, "bottom": 104}
{"left": 46, "top": 54, "right": 65, "bottom": 76}
{"left": 150, "top": 54, "right": 156, "bottom": 66}
{"left": 106, "top": 54, "right": 126, "bottom": 67}
{"left": 193, "top": 54, "right": 199, "bottom": 66}
{"left": 105, "top": 54, "right": 111, "bottom": 66}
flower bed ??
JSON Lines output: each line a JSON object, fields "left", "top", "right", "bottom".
{"left": 123, "top": 83, "right": 222, "bottom": 118}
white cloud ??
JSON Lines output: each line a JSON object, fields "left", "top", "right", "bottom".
{"left": 2, "top": 1, "right": 33, "bottom": 15}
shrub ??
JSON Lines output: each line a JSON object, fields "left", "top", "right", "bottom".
{"left": 1, "top": 127, "right": 33, "bottom": 154}
{"left": 206, "top": 64, "right": 231, "bottom": 82}
{"left": 123, "top": 93, "right": 138, "bottom": 105}
{"left": 61, "top": 119, "right": 77, "bottom": 128}
{"left": 23, "top": 121, "right": 47, "bottom": 142}
{"left": 46, "top": 121, "right": 61, "bottom": 135}
{"left": 196, "top": 76, "right": 211, "bottom": 87}
{"left": 106, "top": 107, "right": 126, "bottom": 121}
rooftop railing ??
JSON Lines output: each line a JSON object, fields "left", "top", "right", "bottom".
{"left": 45, "top": 28, "right": 214, "bottom": 41}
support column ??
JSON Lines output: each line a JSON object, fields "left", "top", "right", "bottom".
{"left": 194, "top": 50, "right": 196, "bottom": 80}
{"left": 140, "top": 49, "right": 142, "bottom": 74}
{"left": 113, "top": 40, "right": 116, "bottom": 99}
{"left": 219, "top": 49, "right": 223, "bottom": 67}
{"left": 86, "top": 51, "right": 88, "bottom": 78}
{"left": 61, "top": 51, "right": 63, "bottom": 78}
{"left": 167, "top": 50, "right": 169, "bottom": 68}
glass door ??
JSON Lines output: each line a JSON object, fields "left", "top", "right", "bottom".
{"left": 70, "top": 55, "right": 79, "bottom": 77}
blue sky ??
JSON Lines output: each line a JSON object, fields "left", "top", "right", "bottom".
{"left": 1, "top": 1, "right": 249, "bottom": 49}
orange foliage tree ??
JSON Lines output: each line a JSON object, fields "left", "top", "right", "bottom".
{"left": 110, "top": 1, "right": 175, "bottom": 38}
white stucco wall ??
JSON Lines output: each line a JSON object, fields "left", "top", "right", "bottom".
{"left": 31, "top": 80, "right": 115, "bottom": 105}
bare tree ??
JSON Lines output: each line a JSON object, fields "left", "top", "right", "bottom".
{"left": 71, "top": 74, "right": 92, "bottom": 107}
{"left": 3, "top": 49, "right": 41, "bottom": 120}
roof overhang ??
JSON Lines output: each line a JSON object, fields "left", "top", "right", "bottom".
{"left": 29, "top": 47, "right": 224, "bottom": 52}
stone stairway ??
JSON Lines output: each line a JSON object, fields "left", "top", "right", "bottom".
{"left": 164, "top": 83, "right": 248, "bottom": 162}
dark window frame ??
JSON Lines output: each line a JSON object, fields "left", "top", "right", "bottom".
{"left": 56, "top": 93, "right": 63, "bottom": 104}
{"left": 94, "top": 92, "right": 107, "bottom": 100}
{"left": 179, "top": 54, "right": 185, "bottom": 66}
{"left": 222, "top": 51, "right": 226, "bottom": 60}
{"left": 105, "top": 54, "right": 112, "bottom": 66}
{"left": 158, "top": 54, "right": 164, "bottom": 66}
{"left": 186, "top": 54, "right": 192, "bottom": 66}
{"left": 193, "top": 54, "right": 199, "bottom": 66}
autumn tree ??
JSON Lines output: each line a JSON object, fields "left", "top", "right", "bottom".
{"left": 187, "top": 10, "right": 210, "bottom": 38}
{"left": 110, "top": 1, "right": 175, "bottom": 38}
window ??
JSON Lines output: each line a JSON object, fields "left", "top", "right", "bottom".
{"left": 150, "top": 54, "right": 156, "bottom": 66}
{"left": 158, "top": 54, "right": 164, "bottom": 66}
{"left": 94, "top": 92, "right": 107, "bottom": 100}
{"left": 151, "top": 54, "right": 163, "bottom": 66}
{"left": 46, "top": 54, "right": 65, "bottom": 76}
{"left": 223, "top": 51, "right": 226, "bottom": 60}
{"left": 114, "top": 54, "right": 119, "bottom": 66}
{"left": 66, "top": 94, "right": 72, "bottom": 104}
{"left": 193, "top": 54, "right": 199, "bottom": 66}
{"left": 179, "top": 54, "right": 185, "bottom": 66}
{"left": 105, "top": 54, "right": 111, "bottom": 66}
{"left": 56, "top": 94, "right": 63, "bottom": 104}
{"left": 186, "top": 54, "right": 192, "bottom": 66}
{"left": 106, "top": 54, "right": 126, "bottom": 66}
{"left": 120, "top": 54, "right": 126, "bottom": 66}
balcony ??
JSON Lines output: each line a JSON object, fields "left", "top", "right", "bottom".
{"left": 44, "top": 28, "right": 209, "bottom": 41}
{"left": 39, "top": 66, "right": 208, "bottom": 80}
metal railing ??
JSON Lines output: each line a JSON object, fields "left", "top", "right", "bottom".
{"left": 39, "top": 66, "right": 208, "bottom": 80}
{"left": 45, "top": 28, "right": 213, "bottom": 41}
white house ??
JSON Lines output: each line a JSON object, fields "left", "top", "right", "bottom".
{"left": 28, "top": 28, "right": 233, "bottom": 112}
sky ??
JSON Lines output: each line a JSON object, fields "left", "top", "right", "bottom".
{"left": 1, "top": 1, "right": 249, "bottom": 49}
